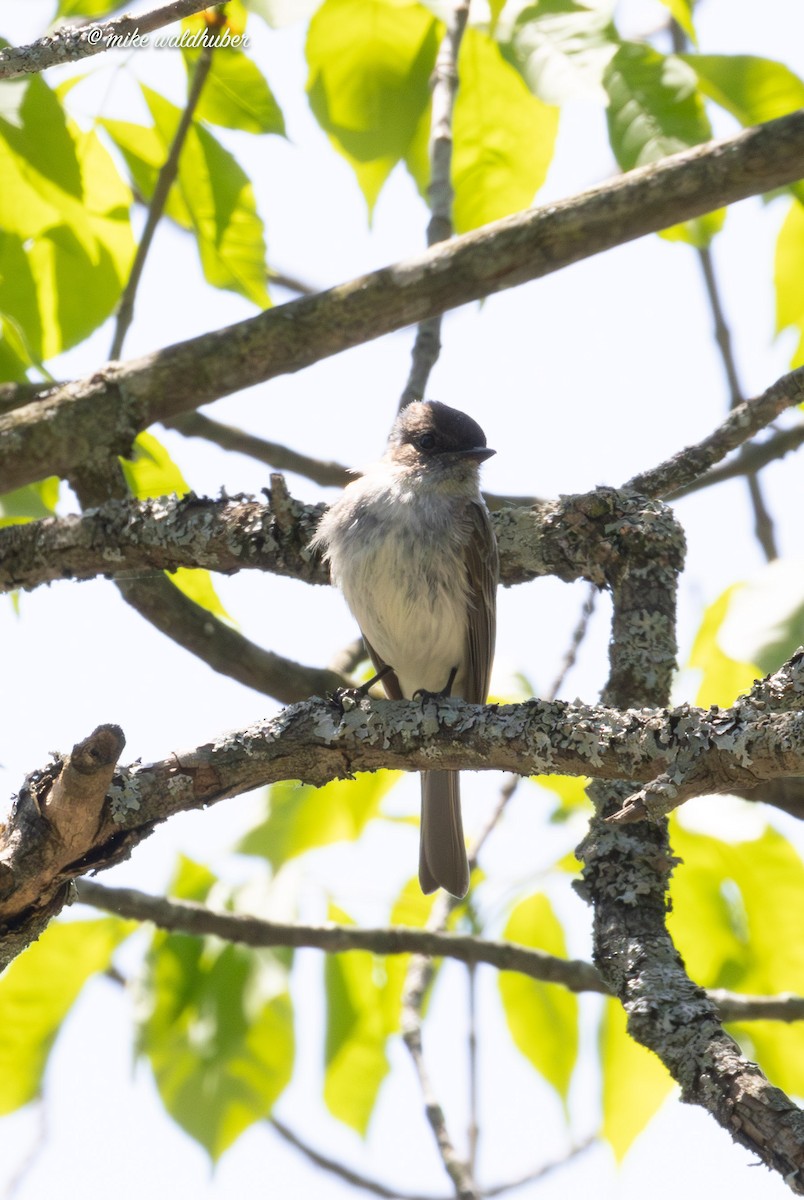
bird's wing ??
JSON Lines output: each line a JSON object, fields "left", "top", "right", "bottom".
{"left": 463, "top": 501, "right": 498, "bottom": 704}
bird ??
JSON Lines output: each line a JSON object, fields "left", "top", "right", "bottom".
{"left": 311, "top": 400, "right": 498, "bottom": 897}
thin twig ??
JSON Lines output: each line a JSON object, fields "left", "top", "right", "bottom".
{"left": 695, "top": 244, "right": 779, "bottom": 560}
{"left": 110, "top": 40, "right": 215, "bottom": 359}
{"left": 399, "top": 0, "right": 469, "bottom": 411}
{"left": 545, "top": 584, "right": 598, "bottom": 701}
{"left": 667, "top": 423, "right": 804, "bottom": 499}
{"left": 163, "top": 410, "right": 351, "bottom": 486}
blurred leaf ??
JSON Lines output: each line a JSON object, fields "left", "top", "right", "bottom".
{"left": 138, "top": 857, "right": 294, "bottom": 1159}
{"left": 599, "top": 997, "right": 673, "bottom": 1159}
{"left": 449, "top": 29, "right": 559, "bottom": 231}
{"left": 0, "top": 918, "right": 133, "bottom": 1115}
{"left": 183, "top": 47, "right": 286, "bottom": 135}
{"left": 682, "top": 53, "right": 804, "bottom": 125}
{"left": 306, "top": 0, "right": 439, "bottom": 214}
{"left": 237, "top": 771, "right": 402, "bottom": 869}
{"left": 499, "top": 892, "right": 578, "bottom": 1105}
{"left": 682, "top": 53, "right": 804, "bottom": 206}
{"left": 504, "top": 0, "right": 620, "bottom": 105}
{"left": 0, "top": 75, "right": 133, "bottom": 359}
{"left": 120, "top": 430, "right": 190, "bottom": 500}
{"left": 533, "top": 773, "right": 592, "bottom": 822}
{"left": 670, "top": 822, "right": 804, "bottom": 1095}
{"left": 656, "top": 0, "right": 696, "bottom": 44}
{"left": 713, "top": 559, "right": 804, "bottom": 676}
{"left": 686, "top": 585, "right": 761, "bottom": 707}
{"left": 604, "top": 42, "right": 722, "bottom": 245}
{"left": 775, "top": 199, "right": 804, "bottom": 367}
{"left": 56, "top": 0, "right": 119, "bottom": 13}
{"left": 324, "top": 903, "right": 395, "bottom": 1134}
{"left": 0, "top": 476, "right": 59, "bottom": 527}
{"left": 120, "top": 431, "right": 232, "bottom": 622}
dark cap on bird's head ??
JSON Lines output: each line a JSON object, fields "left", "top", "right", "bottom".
{"left": 388, "top": 401, "right": 495, "bottom": 467}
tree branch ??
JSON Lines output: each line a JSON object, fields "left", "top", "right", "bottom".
{"left": 4, "top": 112, "right": 804, "bottom": 493}
{"left": 74, "top": 879, "right": 804, "bottom": 1027}
{"left": 0, "top": 0, "right": 218, "bottom": 81}
{"left": 2, "top": 652, "right": 802, "bottom": 968}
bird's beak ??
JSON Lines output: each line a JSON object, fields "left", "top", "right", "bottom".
{"left": 455, "top": 446, "right": 495, "bottom": 462}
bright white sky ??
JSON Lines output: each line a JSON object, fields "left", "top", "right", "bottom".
{"left": 1, "top": 1, "right": 803, "bottom": 1198}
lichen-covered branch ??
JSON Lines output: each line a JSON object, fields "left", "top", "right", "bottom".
{"left": 0, "top": 0, "right": 215, "bottom": 80}
{"left": 4, "top": 112, "right": 804, "bottom": 494}
{"left": 2, "top": 663, "right": 803, "bottom": 969}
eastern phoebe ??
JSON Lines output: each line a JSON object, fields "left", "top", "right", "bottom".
{"left": 312, "top": 401, "right": 498, "bottom": 898}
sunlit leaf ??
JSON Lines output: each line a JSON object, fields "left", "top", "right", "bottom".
{"left": 604, "top": 42, "right": 722, "bottom": 245}
{"left": 183, "top": 47, "right": 286, "bottom": 135}
{"left": 138, "top": 857, "right": 294, "bottom": 1159}
{"left": 142, "top": 86, "right": 271, "bottom": 307}
{"left": 56, "top": 0, "right": 119, "bottom": 14}
{"left": 685, "top": 585, "right": 761, "bottom": 707}
{"left": 449, "top": 29, "right": 559, "bottom": 231}
{"left": 599, "top": 997, "right": 673, "bottom": 1159}
{"left": 306, "top": 0, "right": 439, "bottom": 214}
{"left": 775, "top": 199, "right": 804, "bottom": 367}
{"left": 0, "top": 918, "right": 133, "bottom": 1115}
{"left": 0, "top": 75, "right": 133, "bottom": 359}
{"left": 237, "top": 771, "right": 402, "bottom": 868}
{"left": 505, "top": 0, "right": 620, "bottom": 105}
{"left": 533, "top": 773, "right": 592, "bottom": 823}
{"left": 712, "top": 558, "right": 804, "bottom": 676}
{"left": 324, "top": 903, "right": 393, "bottom": 1134}
{"left": 499, "top": 892, "right": 578, "bottom": 1105}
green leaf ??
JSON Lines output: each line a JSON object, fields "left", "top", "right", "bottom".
{"left": 119, "top": 431, "right": 232, "bottom": 622}
{"left": 505, "top": 0, "right": 621, "bottom": 105}
{"left": 56, "top": 0, "right": 120, "bottom": 14}
{"left": 532, "top": 773, "right": 591, "bottom": 823}
{"left": 604, "top": 42, "right": 722, "bottom": 245}
{"left": 183, "top": 47, "right": 286, "bottom": 135}
{"left": 775, "top": 198, "right": 804, "bottom": 366}
{"left": 498, "top": 892, "right": 578, "bottom": 1105}
{"left": 685, "top": 585, "right": 761, "bottom": 707}
{"left": 0, "top": 476, "right": 59, "bottom": 527}
{"left": 669, "top": 822, "right": 804, "bottom": 1096}
{"left": 706, "top": 559, "right": 804, "bottom": 676}
{"left": 0, "top": 75, "right": 133, "bottom": 359}
{"left": 599, "top": 996, "right": 673, "bottom": 1159}
{"left": 237, "top": 771, "right": 402, "bottom": 869}
{"left": 138, "top": 858, "right": 294, "bottom": 1159}
{"left": 0, "top": 918, "right": 133, "bottom": 1115}
{"left": 682, "top": 54, "right": 804, "bottom": 207}
{"left": 142, "top": 86, "right": 271, "bottom": 307}
{"left": 448, "top": 29, "right": 559, "bottom": 232}
{"left": 120, "top": 430, "right": 191, "bottom": 500}
{"left": 324, "top": 902, "right": 404, "bottom": 1134}
{"left": 306, "top": 0, "right": 439, "bottom": 214}
{"left": 682, "top": 53, "right": 804, "bottom": 127}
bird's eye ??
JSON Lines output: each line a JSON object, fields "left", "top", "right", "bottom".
{"left": 417, "top": 433, "right": 436, "bottom": 451}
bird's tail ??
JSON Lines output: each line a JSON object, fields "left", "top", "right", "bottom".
{"left": 419, "top": 770, "right": 470, "bottom": 898}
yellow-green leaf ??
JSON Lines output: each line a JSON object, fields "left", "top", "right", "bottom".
{"left": 533, "top": 773, "right": 592, "bottom": 823}
{"left": 499, "top": 892, "right": 577, "bottom": 1105}
{"left": 237, "top": 771, "right": 403, "bottom": 868}
{"left": 306, "top": 0, "right": 439, "bottom": 214}
{"left": 656, "top": 0, "right": 697, "bottom": 45}
{"left": 775, "top": 199, "right": 804, "bottom": 367}
{"left": 505, "top": 0, "right": 620, "bottom": 105}
{"left": 599, "top": 997, "right": 673, "bottom": 1160}
{"left": 0, "top": 918, "right": 133, "bottom": 1115}
{"left": 450, "top": 29, "right": 559, "bottom": 232}
{"left": 685, "top": 585, "right": 761, "bottom": 707}
{"left": 324, "top": 903, "right": 398, "bottom": 1135}
{"left": 0, "top": 476, "right": 59, "bottom": 527}
{"left": 183, "top": 47, "right": 286, "bottom": 135}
